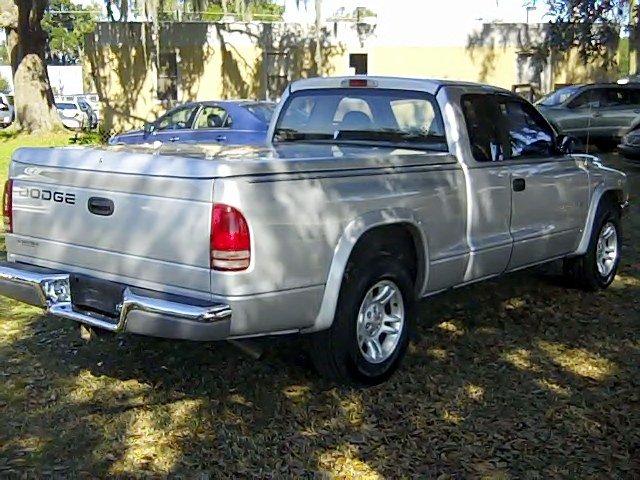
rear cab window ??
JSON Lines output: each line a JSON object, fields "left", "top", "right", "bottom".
{"left": 273, "top": 88, "right": 447, "bottom": 151}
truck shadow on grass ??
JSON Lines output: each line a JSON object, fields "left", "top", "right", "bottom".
{"left": 1, "top": 262, "right": 638, "bottom": 478}
{"left": 1, "top": 156, "right": 639, "bottom": 477}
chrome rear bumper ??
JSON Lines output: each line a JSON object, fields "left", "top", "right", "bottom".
{"left": 0, "top": 262, "right": 232, "bottom": 341}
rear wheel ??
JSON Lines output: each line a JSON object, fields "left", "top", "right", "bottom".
{"left": 564, "top": 198, "right": 621, "bottom": 290}
{"left": 309, "top": 249, "right": 415, "bottom": 385}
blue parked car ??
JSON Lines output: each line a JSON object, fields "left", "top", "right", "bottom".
{"left": 109, "top": 100, "right": 275, "bottom": 146}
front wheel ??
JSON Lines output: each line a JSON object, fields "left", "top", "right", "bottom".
{"left": 564, "top": 198, "right": 621, "bottom": 290}
{"left": 309, "top": 256, "right": 415, "bottom": 385}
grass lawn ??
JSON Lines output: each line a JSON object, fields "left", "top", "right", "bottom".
{"left": 0, "top": 150, "right": 638, "bottom": 477}
{"left": 0, "top": 130, "right": 82, "bottom": 181}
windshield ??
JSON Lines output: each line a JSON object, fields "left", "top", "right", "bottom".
{"left": 273, "top": 88, "right": 447, "bottom": 150}
{"left": 536, "top": 86, "right": 582, "bottom": 107}
{"left": 242, "top": 103, "right": 275, "bottom": 123}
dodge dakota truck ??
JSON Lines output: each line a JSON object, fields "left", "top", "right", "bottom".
{"left": 0, "top": 77, "right": 628, "bottom": 384}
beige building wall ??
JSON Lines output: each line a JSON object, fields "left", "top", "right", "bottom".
{"left": 87, "top": 22, "right": 351, "bottom": 132}
{"left": 86, "top": 21, "right": 621, "bottom": 133}
{"left": 552, "top": 49, "right": 618, "bottom": 86}
{"left": 369, "top": 46, "right": 522, "bottom": 88}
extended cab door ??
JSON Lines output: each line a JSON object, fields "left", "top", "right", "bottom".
{"left": 496, "top": 96, "right": 590, "bottom": 269}
{"left": 456, "top": 93, "right": 514, "bottom": 281}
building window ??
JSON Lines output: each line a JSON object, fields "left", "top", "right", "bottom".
{"left": 158, "top": 51, "right": 178, "bottom": 102}
{"left": 349, "top": 53, "right": 368, "bottom": 75}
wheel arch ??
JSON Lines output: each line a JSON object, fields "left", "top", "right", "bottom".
{"left": 305, "top": 208, "right": 429, "bottom": 333}
{"left": 575, "top": 184, "right": 626, "bottom": 256}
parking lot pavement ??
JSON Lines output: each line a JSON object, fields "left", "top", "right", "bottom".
{"left": 0, "top": 153, "right": 638, "bottom": 478}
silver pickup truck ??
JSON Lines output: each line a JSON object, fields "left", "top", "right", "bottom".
{"left": 0, "top": 77, "right": 628, "bottom": 384}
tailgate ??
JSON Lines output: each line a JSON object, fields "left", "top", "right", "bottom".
{"left": 7, "top": 151, "right": 215, "bottom": 297}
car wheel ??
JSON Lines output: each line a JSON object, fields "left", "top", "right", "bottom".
{"left": 564, "top": 197, "right": 621, "bottom": 291}
{"left": 309, "top": 253, "right": 415, "bottom": 385}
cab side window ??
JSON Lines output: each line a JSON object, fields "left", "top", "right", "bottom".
{"left": 461, "top": 94, "right": 504, "bottom": 162}
{"left": 497, "top": 99, "right": 554, "bottom": 159}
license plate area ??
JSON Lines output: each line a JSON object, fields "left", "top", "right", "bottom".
{"left": 69, "top": 274, "right": 126, "bottom": 318}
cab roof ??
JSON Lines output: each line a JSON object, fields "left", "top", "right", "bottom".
{"left": 289, "top": 76, "right": 511, "bottom": 96}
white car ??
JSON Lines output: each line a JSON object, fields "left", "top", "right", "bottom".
{"left": 57, "top": 94, "right": 100, "bottom": 125}
{"left": 0, "top": 93, "right": 14, "bottom": 127}
{"left": 56, "top": 101, "right": 89, "bottom": 130}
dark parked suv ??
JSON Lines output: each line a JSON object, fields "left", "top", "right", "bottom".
{"left": 536, "top": 83, "right": 640, "bottom": 150}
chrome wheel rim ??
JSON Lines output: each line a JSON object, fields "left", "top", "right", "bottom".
{"left": 356, "top": 280, "right": 405, "bottom": 364}
{"left": 596, "top": 222, "right": 618, "bottom": 277}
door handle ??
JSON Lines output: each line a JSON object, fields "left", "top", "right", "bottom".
{"left": 512, "top": 178, "right": 526, "bottom": 192}
{"left": 169, "top": 136, "right": 180, "bottom": 142}
{"left": 216, "top": 135, "right": 227, "bottom": 142}
{"left": 88, "top": 197, "right": 115, "bottom": 216}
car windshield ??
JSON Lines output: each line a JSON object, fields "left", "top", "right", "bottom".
{"left": 536, "top": 86, "right": 582, "bottom": 107}
{"left": 242, "top": 103, "right": 275, "bottom": 123}
{"left": 56, "top": 103, "right": 76, "bottom": 110}
{"left": 273, "top": 88, "right": 447, "bottom": 150}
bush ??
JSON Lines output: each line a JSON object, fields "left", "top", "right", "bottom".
{"left": 0, "top": 74, "right": 11, "bottom": 94}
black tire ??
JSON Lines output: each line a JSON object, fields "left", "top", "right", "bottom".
{"left": 309, "top": 245, "right": 416, "bottom": 385}
{"left": 563, "top": 197, "right": 621, "bottom": 291}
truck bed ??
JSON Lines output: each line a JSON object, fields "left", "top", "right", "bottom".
{"left": 8, "top": 143, "right": 458, "bottom": 300}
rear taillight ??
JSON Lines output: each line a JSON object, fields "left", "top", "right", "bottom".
{"left": 2, "top": 179, "right": 12, "bottom": 233}
{"left": 210, "top": 204, "right": 250, "bottom": 271}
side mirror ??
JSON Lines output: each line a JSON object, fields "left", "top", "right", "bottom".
{"left": 557, "top": 134, "right": 583, "bottom": 154}
{"left": 143, "top": 122, "right": 155, "bottom": 135}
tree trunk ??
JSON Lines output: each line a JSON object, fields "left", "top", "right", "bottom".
{"left": 631, "top": 0, "right": 640, "bottom": 76}
{"left": 119, "top": 0, "right": 128, "bottom": 21}
{"left": 8, "top": 0, "right": 62, "bottom": 132}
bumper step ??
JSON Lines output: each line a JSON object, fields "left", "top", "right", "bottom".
{"left": 0, "top": 262, "right": 232, "bottom": 341}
